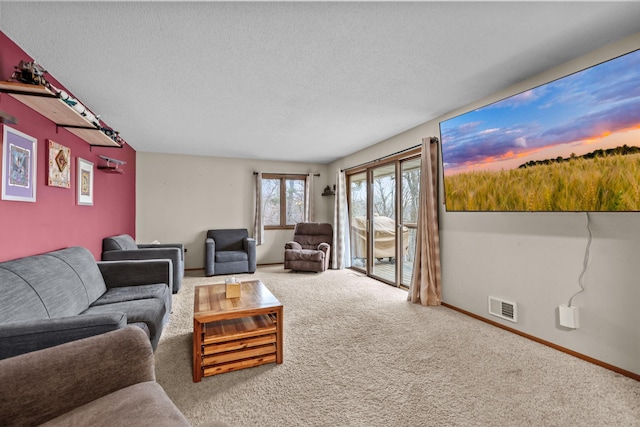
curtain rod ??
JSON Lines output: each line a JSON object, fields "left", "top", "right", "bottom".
{"left": 341, "top": 143, "right": 422, "bottom": 172}
{"left": 253, "top": 172, "right": 320, "bottom": 177}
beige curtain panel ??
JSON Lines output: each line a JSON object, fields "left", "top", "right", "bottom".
{"left": 408, "top": 137, "right": 442, "bottom": 306}
{"left": 332, "top": 169, "right": 351, "bottom": 269}
{"left": 253, "top": 172, "right": 264, "bottom": 245}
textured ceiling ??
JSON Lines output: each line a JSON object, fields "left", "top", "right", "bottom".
{"left": 1, "top": 2, "right": 640, "bottom": 164}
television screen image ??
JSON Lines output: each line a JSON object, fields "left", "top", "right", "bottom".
{"left": 440, "top": 48, "right": 640, "bottom": 212}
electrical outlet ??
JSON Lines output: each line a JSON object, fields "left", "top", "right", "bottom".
{"left": 559, "top": 304, "right": 579, "bottom": 329}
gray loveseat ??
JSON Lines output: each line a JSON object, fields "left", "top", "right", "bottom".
{"left": 0, "top": 246, "right": 172, "bottom": 360}
{"left": 0, "top": 326, "right": 190, "bottom": 426}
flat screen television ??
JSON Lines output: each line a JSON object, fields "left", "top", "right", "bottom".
{"left": 440, "top": 48, "right": 640, "bottom": 212}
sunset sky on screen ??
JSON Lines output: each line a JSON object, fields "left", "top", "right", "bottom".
{"left": 441, "top": 48, "right": 640, "bottom": 175}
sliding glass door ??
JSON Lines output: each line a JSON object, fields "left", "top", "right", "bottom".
{"left": 348, "top": 172, "right": 367, "bottom": 272}
{"left": 347, "top": 152, "right": 420, "bottom": 288}
{"left": 400, "top": 158, "right": 421, "bottom": 286}
{"left": 370, "top": 164, "right": 397, "bottom": 283}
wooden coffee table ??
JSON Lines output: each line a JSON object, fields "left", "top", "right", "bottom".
{"left": 192, "top": 280, "right": 283, "bottom": 382}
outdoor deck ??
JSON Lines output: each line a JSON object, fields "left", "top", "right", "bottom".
{"left": 352, "top": 259, "right": 413, "bottom": 288}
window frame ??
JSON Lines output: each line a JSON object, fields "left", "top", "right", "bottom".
{"left": 262, "top": 173, "right": 307, "bottom": 230}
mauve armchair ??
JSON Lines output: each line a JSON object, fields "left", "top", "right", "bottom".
{"left": 284, "top": 222, "right": 333, "bottom": 272}
{"left": 102, "top": 234, "right": 184, "bottom": 294}
{"left": 205, "top": 229, "right": 257, "bottom": 276}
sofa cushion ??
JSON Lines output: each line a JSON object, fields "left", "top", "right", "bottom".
{"left": 293, "top": 222, "right": 333, "bottom": 249}
{"left": 47, "top": 246, "right": 108, "bottom": 303}
{"left": 208, "top": 229, "right": 248, "bottom": 251}
{"left": 90, "top": 283, "right": 169, "bottom": 307}
{"left": 82, "top": 299, "right": 166, "bottom": 349}
{"left": 103, "top": 234, "right": 138, "bottom": 251}
{"left": 0, "top": 248, "right": 101, "bottom": 320}
{"left": 39, "top": 382, "right": 190, "bottom": 427}
{"left": 0, "top": 268, "right": 50, "bottom": 322}
{"left": 215, "top": 250, "right": 249, "bottom": 263}
{"left": 285, "top": 249, "right": 324, "bottom": 262}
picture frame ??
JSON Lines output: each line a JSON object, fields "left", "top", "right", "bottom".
{"left": 47, "top": 140, "right": 71, "bottom": 188}
{"left": 2, "top": 125, "right": 37, "bottom": 202}
{"left": 76, "top": 157, "right": 94, "bottom": 206}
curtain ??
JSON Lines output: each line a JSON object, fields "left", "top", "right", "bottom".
{"left": 332, "top": 169, "right": 351, "bottom": 269}
{"left": 253, "top": 172, "right": 264, "bottom": 245}
{"left": 304, "top": 173, "right": 315, "bottom": 222}
{"left": 408, "top": 137, "right": 442, "bottom": 306}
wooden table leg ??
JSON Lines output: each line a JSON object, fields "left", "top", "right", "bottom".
{"left": 276, "top": 306, "right": 283, "bottom": 364}
{"left": 193, "top": 318, "right": 202, "bottom": 382}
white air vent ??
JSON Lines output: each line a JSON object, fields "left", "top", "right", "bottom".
{"left": 488, "top": 296, "right": 518, "bottom": 323}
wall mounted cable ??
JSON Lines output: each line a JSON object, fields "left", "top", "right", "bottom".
{"left": 568, "top": 212, "right": 592, "bottom": 306}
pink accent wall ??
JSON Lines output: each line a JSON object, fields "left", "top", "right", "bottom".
{"left": 0, "top": 32, "right": 136, "bottom": 261}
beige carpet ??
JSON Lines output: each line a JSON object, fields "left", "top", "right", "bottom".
{"left": 155, "top": 266, "right": 640, "bottom": 427}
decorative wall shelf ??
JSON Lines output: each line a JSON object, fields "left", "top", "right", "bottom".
{"left": 0, "top": 81, "right": 122, "bottom": 148}
{"left": 321, "top": 185, "right": 336, "bottom": 196}
{"left": 97, "top": 155, "right": 125, "bottom": 174}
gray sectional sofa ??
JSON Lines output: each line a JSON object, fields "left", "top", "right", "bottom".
{"left": 0, "top": 246, "right": 172, "bottom": 360}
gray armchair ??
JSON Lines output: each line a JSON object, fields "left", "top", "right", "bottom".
{"left": 205, "top": 229, "right": 256, "bottom": 276}
{"left": 102, "top": 234, "right": 184, "bottom": 293}
{"left": 284, "top": 222, "right": 333, "bottom": 272}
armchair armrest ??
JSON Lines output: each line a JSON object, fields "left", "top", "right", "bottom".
{"left": 103, "top": 247, "right": 182, "bottom": 265}
{"left": 98, "top": 259, "right": 173, "bottom": 290}
{"left": 0, "top": 326, "right": 154, "bottom": 427}
{"left": 205, "top": 238, "right": 216, "bottom": 276}
{"left": 318, "top": 242, "right": 330, "bottom": 253}
{"left": 138, "top": 243, "right": 185, "bottom": 260}
{"left": 0, "top": 313, "right": 127, "bottom": 360}
{"left": 244, "top": 237, "right": 257, "bottom": 273}
{"left": 285, "top": 241, "right": 302, "bottom": 250}
{"left": 243, "top": 237, "right": 256, "bottom": 251}
{"left": 205, "top": 237, "right": 215, "bottom": 250}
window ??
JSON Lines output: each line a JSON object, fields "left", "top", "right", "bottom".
{"left": 262, "top": 174, "right": 307, "bottom": 229}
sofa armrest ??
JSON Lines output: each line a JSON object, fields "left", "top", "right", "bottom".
{"left": 98, "top": 259, "right": 173, "bottom": 290}
{"left": 0, "top": 312, "right": 127, "bottom": 360}
{"left": 138, "top": 243, "right": 185, "bottom": 260}
{"left": 0, "top": 326, "right": 154, "bottom": 427}
{"left": 285, "top": 241, "right": 302, "bottom": 250}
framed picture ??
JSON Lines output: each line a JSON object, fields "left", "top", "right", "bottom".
{"left": 76, "top": 157, "right": 94, "bottom": 206}
{"left": 2, "top": 125, "right": 37, "bottom": 202}
{"left": 47, "top": 140, "right": 71, "bottom": 188}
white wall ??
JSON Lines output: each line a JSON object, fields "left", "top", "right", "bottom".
{"left": 136, "top": 152, "right": 331, "bottom": 268}
{"left": 328, "top": 32, "right": 640, "bottom": 376}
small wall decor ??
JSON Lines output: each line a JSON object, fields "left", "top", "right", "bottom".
{"left": 97, "top": 155, "right": 126, "bottom": 174}
{"left": 0, "top": 110, "right": 17, "bottom": 124}
{"left": 2, "top": 125, "right": 37, "bottom": 202}
{"left": 321, "top": 185, "right": 335, "bottom": 196}
{"left": 76, "top": 157, "right": 94, "bottom": 206}
{"left": 47, "top": 140, "right": 71, "bottom": 188}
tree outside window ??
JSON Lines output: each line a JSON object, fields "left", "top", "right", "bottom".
{"left": 262, "top": 174, "right": 306, "bottom": 229}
